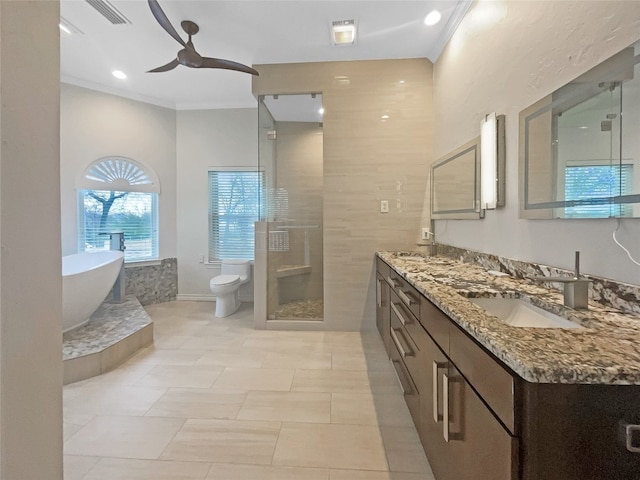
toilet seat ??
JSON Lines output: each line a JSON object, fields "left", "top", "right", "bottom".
{"left": 210, "top": 274, "right": 240, "bottom": 287}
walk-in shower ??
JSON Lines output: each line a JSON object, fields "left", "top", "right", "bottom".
{"left": 254, "top": 93, "right": 324, "bottom": 327}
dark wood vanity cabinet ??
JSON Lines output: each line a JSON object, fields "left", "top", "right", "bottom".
{"left": 378, "top": 258, "right": 516, "bottom": 480}
{"left": 419, "top": 293, "right": 517, "bottom": 480}
{"left": 375, "top": 257, "right": 640, "bottom": 480}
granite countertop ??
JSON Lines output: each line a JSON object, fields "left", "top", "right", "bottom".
{"left": 377, "top": 251, "right": 640, "bottom": 385}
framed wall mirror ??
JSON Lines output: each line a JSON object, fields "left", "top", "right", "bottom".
{"left": 519, "top": 40, "right": 640, "bottom": 219}
{"left": 431, "top": 137, "right": 481, "bottom": 219}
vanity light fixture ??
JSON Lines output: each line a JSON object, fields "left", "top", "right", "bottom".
{"left": 331, "top": 19, "right": 356, "bottom": 46}
{"left": 480, "top": 112, "right": 506, "bottom": 210}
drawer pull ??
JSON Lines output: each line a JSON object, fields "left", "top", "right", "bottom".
{"left": 626, "top": 424, "right": 640, "bottom": 453}
{"left": 386, "top": 276, "right": 401, "bottom": 288}
{"left": 390, "top": 328, "right": 411, "bottom": 358}
{"left": 391, "top": 360, "right": 405, "bottom": 394}
{"left": 398, "top": 289, "right": 416, "bottom": 306}
{"left": 443, "top": 372, "right": 450, "bottom": 442}
{"left": 391, "top": 360, "right": 413, "bottom": 396}
{"left": 432, "top": 361, "right": 446, "bottom": 422}
{"left": 390, "top": 302, "right": 407, "bottom": 326}
{"left": 376, "top": 279, "right": 381, "bottom": 308}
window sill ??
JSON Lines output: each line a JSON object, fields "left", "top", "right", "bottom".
{"left": 125, "top": 259, "right": 162, "bottom": 267}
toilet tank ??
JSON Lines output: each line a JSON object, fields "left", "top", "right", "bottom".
{"left": 220, "top": 259, "right": 250, "bottom": 282}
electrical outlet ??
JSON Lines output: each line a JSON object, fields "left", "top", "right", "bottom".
{"left": 421, "top": 228, "right": 431, "bottom": 241}
{"left": 199, "top": 254, "right": 205, "bottom": 263}
{"left": 380, "top": 200, "right": 389, "bottom": 213}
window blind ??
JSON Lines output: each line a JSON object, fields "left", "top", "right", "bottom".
{"left": 564, "top": 164, "right": 633, "bottom": 218}
{"left": 79, "top": 190, "right": 158, "bottom": 261}
{"left": 208, "top": 170, "right": 264, "bottom": 261}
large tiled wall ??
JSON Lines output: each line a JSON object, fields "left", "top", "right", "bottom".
{"left": 254, "top": 60, "right": 433, "bottom": 330}
{"left": 266, "top": 121, "right": 324, "bottom": 316}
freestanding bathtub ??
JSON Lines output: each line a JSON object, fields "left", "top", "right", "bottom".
{"left": 62, "top": 250, "right": 124, "bottom": 332}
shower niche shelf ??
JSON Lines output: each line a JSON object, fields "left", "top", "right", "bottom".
{"left": 276, "top": 264, "right": 312, "bottom": 278}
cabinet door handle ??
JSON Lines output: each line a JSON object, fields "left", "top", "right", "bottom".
{"left": 397, "top": 289, "right": 416, "bottom": 306}
{"left": 386, "top": 276, "right": 401, "bottom": 288}
{"left": 432, "top": 361, "right": 446, "bottom": 423}
{"left": 390, "top": 302, "right": 406, "bottom": 325}
{"left": 376, "top": 279, "right": 382, "bottom": 308}
{"left": 443, "top": 372, "right": 450, "bottom": 442}
{"left": 390, "top": 328, "right": 411, "bottom": 358}
{"left": 625, "top": 424, "right": 640, "bottom": 453}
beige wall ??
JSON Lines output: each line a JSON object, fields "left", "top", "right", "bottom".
{"left": 176, "top": 108, "right": 257, "bottom": 300}
{"left": 1, "top": 1, "right": 63, "bottom": 478}
{"left": 432, "top": 0, "right": 640, "bottom": 285}
{"left": 254, "top": 59, "right": 433, "bottom": 330}
{"left": 60, "top": 84, "right": 177, "bottom": 259}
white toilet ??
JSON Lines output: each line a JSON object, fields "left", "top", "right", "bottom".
{"left": 210, "top": 259, "right": 251, "bottom": 317}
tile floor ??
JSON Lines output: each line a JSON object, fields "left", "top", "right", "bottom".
{"left": 63, "top": 301, "right": 435, "bottom": 480}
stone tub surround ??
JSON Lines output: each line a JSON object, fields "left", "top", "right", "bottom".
{"left": 377, "top": 251, "right": 640, "bottom": 385}
{"left": 63, "top": 295, "right": 153, "bottom": 385}
{"left": 123, "top": 258, "right": 177, "bottom": 306}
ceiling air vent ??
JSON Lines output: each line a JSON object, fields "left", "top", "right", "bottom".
{"left": 85, "top": 0, "right": 131, "bottom": 25}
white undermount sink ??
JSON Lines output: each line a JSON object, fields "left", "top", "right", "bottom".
{"left": 469, "top": 298, "right": 584, "bottom": 329}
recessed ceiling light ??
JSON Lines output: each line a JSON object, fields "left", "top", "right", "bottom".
{"left": 112, "top": 70, "right": 127, "bottom": 80}
{"left": 331, "top": 20, "right": 356, "bottom": 46}
{"left": 424, "top": 10, "right": 442, "bottom": 26}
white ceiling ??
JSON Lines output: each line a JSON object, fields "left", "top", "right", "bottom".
{"left": 60, "top": 0, "right": 471, "bottom": 110}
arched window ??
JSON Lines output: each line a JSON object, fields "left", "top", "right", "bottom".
{"left": 76, "top": 156, "right": 160, "bottom": 261}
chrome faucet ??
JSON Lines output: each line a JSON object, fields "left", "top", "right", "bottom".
{"left": 527, "top": 251, "right": 591, "bottom": 309}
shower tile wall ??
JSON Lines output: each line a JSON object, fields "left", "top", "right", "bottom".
{"left": 267, "top": 121, "right": 324, "bottom": 316}
{"left": 254, "top": 59, "right": 433, "bottom": 330}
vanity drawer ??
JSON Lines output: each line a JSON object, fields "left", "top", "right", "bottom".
{"left": 387, "top": 271, "right": 421, "bottom": 320}
{"left": 376, "top": 257, "right": 391, "bottom": 280}
{"left": 420, "top": 297, "right": 451, "bottom": 355}
{"left": 449, "top": 321, "right": 515, "bottom": 434}
{"left": 390, "top": 291, "right": 425, "bottom": 351}
{"left": 390, "top": 291, "right": 430, "bottom": 391}
{"left": 390, "top": 330, "right": 420, "bottom": 426}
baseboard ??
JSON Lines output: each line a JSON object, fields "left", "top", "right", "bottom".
{"left": 176, "top": 294, "right": 215, "bottom": 302}
{"left": 176, "top": 293, "right": 254, "bottom": 303}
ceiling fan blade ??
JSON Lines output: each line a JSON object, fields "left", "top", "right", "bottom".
{"left": 200, "top": 57, "right": 259, "bottom": 76}
{"left": 148, "top": 0, "right": 186, "bottom": 48}
{"left": 147, "top": 59, "right": 180, "bottom": 73}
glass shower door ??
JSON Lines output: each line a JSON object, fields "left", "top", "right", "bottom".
{"left": 258, "top": 94, "right": 324, "bottom": 322}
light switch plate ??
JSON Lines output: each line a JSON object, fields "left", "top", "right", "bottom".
{"left": 380, "top": 200, "right": 389, "bottom": 213}
{"left": 421, "top": 228, "right": 430, "bottom": 240}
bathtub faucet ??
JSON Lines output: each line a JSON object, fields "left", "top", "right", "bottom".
{"left": 100, "top": 231, "right": 126, "bottom": 302}
{"left": 99, "top": 231, "right": 126, "bottom": 252}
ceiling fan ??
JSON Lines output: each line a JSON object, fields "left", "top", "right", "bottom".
{"left": 147, "top": 0, "right": 259, "bottom": 76}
